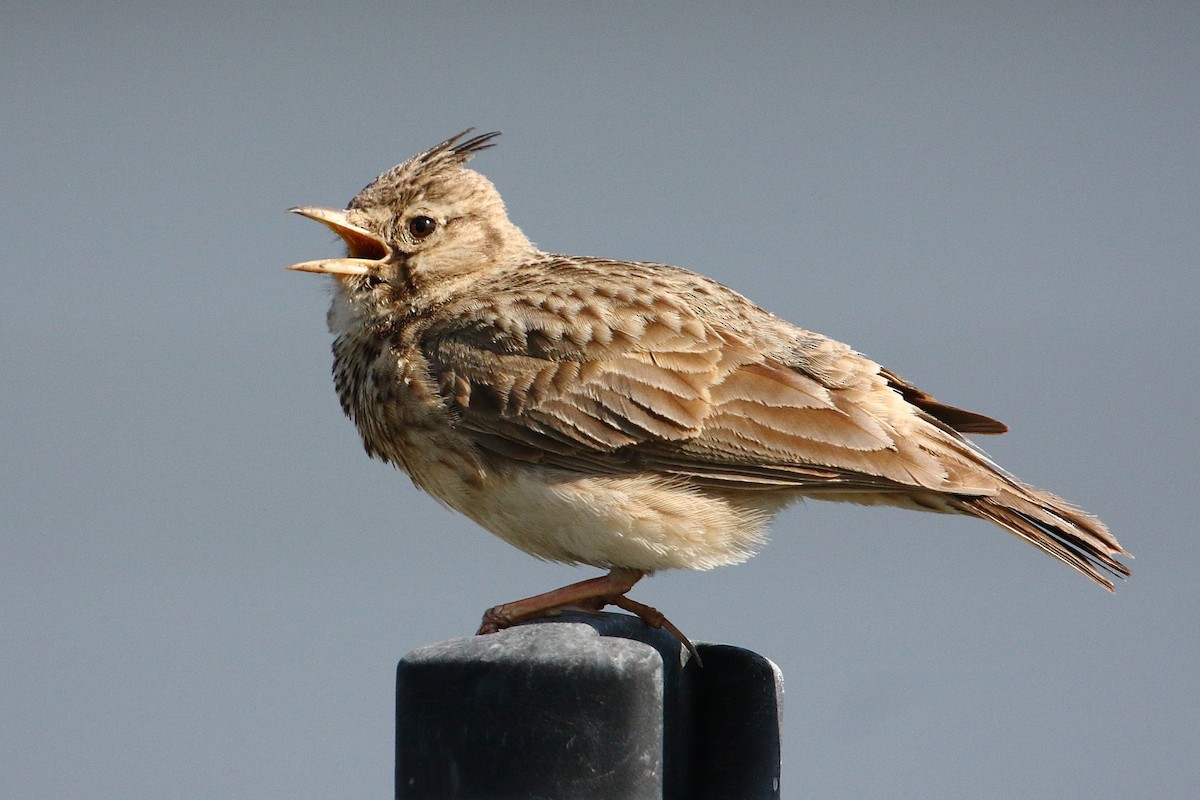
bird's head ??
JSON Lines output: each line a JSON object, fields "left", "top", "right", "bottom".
{"left": 287, "top": 130, "right": 535, "bottom": 303}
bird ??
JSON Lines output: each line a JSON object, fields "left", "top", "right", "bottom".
{"left": 286, "top": 129, "right": 1130, "bottom": 653}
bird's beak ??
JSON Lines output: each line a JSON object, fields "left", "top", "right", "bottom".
{"left": 285, "top": 206, "right": 391, "bottom": 276}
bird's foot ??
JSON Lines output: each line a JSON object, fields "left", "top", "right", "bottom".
{"left": 609, "top": 594, "right": 701, "bottom": 666}
{"left": 476, "top": 568, "right": 701, "bottom": 665}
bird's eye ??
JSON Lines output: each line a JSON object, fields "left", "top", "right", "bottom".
{"left": 408, "top": 215, "right": 437, "bottom": 239}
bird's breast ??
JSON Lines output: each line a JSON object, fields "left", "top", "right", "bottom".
{"left": 331, "top": 328, "right": 485, "bottom": 492}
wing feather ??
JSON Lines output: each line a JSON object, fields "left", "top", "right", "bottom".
{"left": 419, "top": 264, "right": 994, "bottom": 497}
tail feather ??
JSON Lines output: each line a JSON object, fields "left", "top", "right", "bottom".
{"left": 957, "top": 486, "right": 1131, "bottom": 590}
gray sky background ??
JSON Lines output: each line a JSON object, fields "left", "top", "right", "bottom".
{"left": 3, "top": 3, "right": 1197, "bottom": 798}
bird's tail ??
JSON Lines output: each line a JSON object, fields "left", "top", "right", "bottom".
{"left": 954, "top": 483, "right": 1131, "bottom": 590}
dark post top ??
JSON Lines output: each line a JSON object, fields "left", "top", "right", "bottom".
{"left": 396, "top": 612, "right": 782, "bottom": 800}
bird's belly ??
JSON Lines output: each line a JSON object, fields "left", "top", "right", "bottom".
{"left": 442, "top": 467, "right": 776, "bottom": 573}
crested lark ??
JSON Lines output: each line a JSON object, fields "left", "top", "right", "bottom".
{"left": 287, "top": 130, "right": 1130, "bottom": 649}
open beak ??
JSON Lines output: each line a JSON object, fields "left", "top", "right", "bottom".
{"left": 285, "top": 206, "right": 390, "bottom": 276}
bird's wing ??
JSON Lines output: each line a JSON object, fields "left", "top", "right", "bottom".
{"left": 420, "top": 260, "right": 1001, "bottom": 495}
{"left": 879, "top": 368, "right": 1008, "bottom": 434}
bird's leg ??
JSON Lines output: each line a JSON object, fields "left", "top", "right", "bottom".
{"left": 477, "top": 568, "right": 644, "bottom": 633}
{"left": 477, "top": 568, "right": 701, "bottom": 664}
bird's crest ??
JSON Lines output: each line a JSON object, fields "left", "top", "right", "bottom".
{"left": 349, "top": 129, "right": 501, "bottom": 210}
